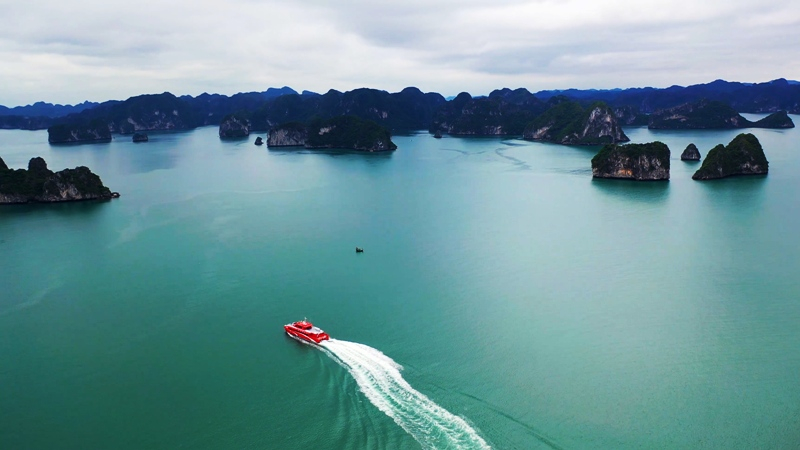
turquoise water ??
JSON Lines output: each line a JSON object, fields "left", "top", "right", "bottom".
{"left": 1, "top": 123, "right": 799, "bottom": 449}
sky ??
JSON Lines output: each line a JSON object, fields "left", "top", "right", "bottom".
{"left": 1, "top": 0, "right": 799, "bottom": 106}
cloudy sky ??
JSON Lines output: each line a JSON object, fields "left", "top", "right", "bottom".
{"left": 2, "top": 0, "right": 799, "bottom": 106}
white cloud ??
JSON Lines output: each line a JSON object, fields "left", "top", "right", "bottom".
{"left": 0, "top": 0, "right": 799, "bottom": 105}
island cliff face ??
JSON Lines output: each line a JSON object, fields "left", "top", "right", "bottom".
{"left": 267, "top": 122, "right": 308, "bottom": 146}
{"left": 47, "top": 119, "right": 111, "bottom": 144}
{"left": 591, "top": 142, "right": 670, "bottom": 180}
{"left": 268, "top": 116, "right": 396, "bottom": 152}
{"left": 0, "top": 157, "right": 114, "bottom": 203}
{"left": 523, "top": 99, "right": 629, "bottom": 145}
{"left": 692, "top": 133, "right": 768, "bottom": 180}
{"left": 649, "top": 99, "right": 794, "bottom": 129}
{"left": 614, "top": 106, "right": 649, "bottom": 126}
{"left": 681, "top": 143, "right": 701, "bottom": 161}
{"left": 219, "top": 113, "right": 250, "bottom": 138}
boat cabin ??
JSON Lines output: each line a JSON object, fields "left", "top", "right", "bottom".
{"left": 294, "top": 321, "right": 313, "bottom": 330}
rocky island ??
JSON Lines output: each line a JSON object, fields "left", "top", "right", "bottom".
{"left": 219, "top": 113, "right": 250, "bottom": 138}
{"left": 523, "top": 99, "right": 629, "bottom": 145}
{"left": 268, "top": 116, "right": 396, "bottom": 152}
{"left": 591, "top": 141, "right": 670, "bottom": 180}
{"left": 681, "top": 143, "right": 701, "bottom": 161}
{"left": 47, "top": 119, "right": 111, "bottom": 144}
{"left": 648, "top": 100, "right": 794, "bottom": 129}
{"left": 692, "top": 133, "right": 768, "bottom": 180}
{"left": 0, "top": 156, "right": 116, "bottom": 203}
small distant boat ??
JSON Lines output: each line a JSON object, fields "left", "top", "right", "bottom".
{"left": 433, "top": 131, "right": 442, "bottom": 139}
{"left": 284, "top": 319, "right": 330, "bottom": 344}
{"left": 355, "top": 247, "right": 364, "bottom": 253}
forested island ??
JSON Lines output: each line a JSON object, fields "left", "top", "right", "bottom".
{"left": 268, "top": 116, "right": 397, "bottom": 152}
{"left": 0, "top": 157, "right": 116, "bottom": 203}
{"left": 523, "top": 99, "right": 628, "bottom": 145}
{"left": 648, "top": 100, "right": 795, "bottom": 129}
{"left": 48, "top": 119, "right": 111, "bottom": 144}
{"left": 591, "top": 142, "right": 670, "bottom": 180}
{"left": 692, "top": 134, "right": 768, "bottom": 180}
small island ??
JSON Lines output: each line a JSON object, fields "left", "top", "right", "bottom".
{"left": 681, "top": 143, "right": 701, "bottom": 161}
{"left": 254, "top": 136, "right": 263, "bottom": 146}
{"left": 649, "top": 100, "right": 795, "bottom": 129}
{"left": 591, "top": 141, "right": 670, "bottom": 180}
{"left": 47, "top": 119, "right": 112, "bottom": 144}
{"left": 132, "top": 132, "right": 149, "bottom": 142}
{"left": 692, "top": 133, "right": 768, "bottom": 180}
{"left": 0, "top": 156, "right": 116, "bottom": 204}
{"left": 749, "top": 110, "right": 795, "bottom": 128}
{"left": 219, "top": 113, "right": 250, "bottom": 138}
{"left": 268, "top": 116, "right": 397, "bottom": 152}
{"left": 523, "top": 100, "right": 629, "bottom": 145}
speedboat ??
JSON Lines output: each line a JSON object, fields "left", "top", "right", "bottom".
{"left": 284, "top": 319, "right": 330, "bottom": 344}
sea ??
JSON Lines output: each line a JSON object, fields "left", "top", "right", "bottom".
{"left": 1, "top": 117, "right": 799, "bottom": 449}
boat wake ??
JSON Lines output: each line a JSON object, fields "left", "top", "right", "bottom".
{"left": 319, "top": 339, "right": 491, "bottom": 450}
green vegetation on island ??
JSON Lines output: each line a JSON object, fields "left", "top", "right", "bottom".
{"left": 750, "top": 110, "right": 795, "bottom": 128}
{"left": 306, "top": 116, "right": 396, "bottom": 151}
{"left": 0, "top": 156, "right": 115, "bottom": 203}
{"left": 649, "top": 100, "right": 744, "bottom": 129}
{"left": 692, "top": 133, "right": 768, "bottom": 180}
{"left": 429, "top": 89, "right": 546, "bottom": 136}
{"left": 649, "top": 99, "right": 794, "bottom": 129}
{"left": 268, "top": 116, "right": 396, "bottom": 152}
{"left": 591, "top": 141, "right": 670, "bottom": 180}
{"left": 47, "top": 119, "right": 111, "bottom": 143}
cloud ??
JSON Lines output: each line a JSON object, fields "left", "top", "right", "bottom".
{"left": 0, "top": 0, "right": 799, "bottom": 105}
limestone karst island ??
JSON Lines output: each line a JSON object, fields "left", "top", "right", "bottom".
{"left": 0, "top": 156, "right": 116, "bottom": 204}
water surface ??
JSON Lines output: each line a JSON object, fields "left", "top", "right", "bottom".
{"left": 1, "top": 125, "right": 799, "bottom": 449}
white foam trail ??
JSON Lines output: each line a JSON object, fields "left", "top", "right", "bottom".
{"left": 320, "top": 339, "right": 491, "bottom": 450}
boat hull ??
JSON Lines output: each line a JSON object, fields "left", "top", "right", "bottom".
{"left": 284, "top": 325, "right": 330, "bottom": 344}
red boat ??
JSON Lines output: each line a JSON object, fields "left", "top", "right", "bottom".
{"left": 284, "top": 319, "right": 330, "bottom": 344}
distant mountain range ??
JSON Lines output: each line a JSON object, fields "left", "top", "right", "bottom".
{"left": 5, "top": 79, "right": 799, "bottom": 121}
{"left": 2, "top": 79, "right": 799, "bottom": 139}
{"left": 0, "top": 86, "right": 298, "bottom": 121}
{"left": 0, "top": 101, "right": 99, "bottom": 118}
{"left": 40, "top": 87, "right": 447, "bottom": 140}
{"left": 534, "top": 79, "right": 800, "bottom": 113}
